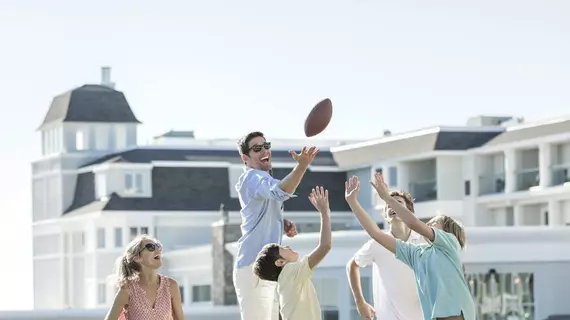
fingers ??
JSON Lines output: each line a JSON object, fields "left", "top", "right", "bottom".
{"left": 311, "top": 186, "right": 328, "bottom": 199}
{"left": 289, "top": 150, "right": 298, "bottom": 161}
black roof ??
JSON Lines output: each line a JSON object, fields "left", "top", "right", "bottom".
{"left": 81, "top": 147, "right": 338, "bottom": 167}
{"left": 38, "top": 84, "right": 141, "bottom": 130}
{"left": 65, "top": 166, "right": 348, "bottom": 215}
{"left": 434, "top": 131, "right": 503, "bottom": 150}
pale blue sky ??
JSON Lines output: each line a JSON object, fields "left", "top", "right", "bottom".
{"left": 1, "top": 0, "right": 569, "bottom": 310}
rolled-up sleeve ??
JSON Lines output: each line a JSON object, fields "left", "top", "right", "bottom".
{"left": 247, "top": 172, "right": 294, "bottom": 202}
{"left": 396, "top": 239, "right": 421, "bottom": 270}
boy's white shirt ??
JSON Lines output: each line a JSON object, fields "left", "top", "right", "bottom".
{"left": 353, "top": 231, "right": 425, "bottom": 320}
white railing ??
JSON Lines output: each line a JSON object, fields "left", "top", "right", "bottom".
{"left": 0, "top": 305, "right": 240, "bottom": 320}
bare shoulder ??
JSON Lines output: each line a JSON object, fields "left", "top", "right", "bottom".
{"left": 165, "top": 277, "right": 180, "bottom": 290}
{"left": 115, "top": 284, "right": 130, "bottom": 301}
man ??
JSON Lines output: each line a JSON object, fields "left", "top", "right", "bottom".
{"left": 346, "top": 189, "right": 425, "bottom": 320}
{"left": 233, "top": 131, "right": 319, "bottom": 320}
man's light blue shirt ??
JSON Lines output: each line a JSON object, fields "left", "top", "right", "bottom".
{"left": 234, "top": 168, "right": 294, "bottom": 269}
{"left": 396, "top": 228, "right": 475, "bottom": 320}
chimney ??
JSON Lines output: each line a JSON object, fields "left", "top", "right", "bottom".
{"left": 211, "top": 204, "right": 241, "bottom": 306}
{"left": 100, "top": 66, "right": 115, "bottom": 89}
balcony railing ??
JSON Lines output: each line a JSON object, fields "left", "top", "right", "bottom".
{"left": 516, "top": 168, "right": 539, "bottom": 191}
{"left": 551, "top": 165, "right": 570, "bottom": 186}
{"left": 409, "top": 179, "right": 437, "bottom": 202}
{"left": 478, "top": 173, "right": 505, "bottom": 196}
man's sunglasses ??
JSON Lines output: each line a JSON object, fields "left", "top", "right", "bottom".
{"left": 139, "top": 242, "right": 162, "bottom": 254}
{"left": 248, "top": 142, "right": 271, "bottom": 153}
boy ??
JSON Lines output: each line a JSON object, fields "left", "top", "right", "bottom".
{"left": 346, "top": 189, "right": 424, "bottom": 320}
{"left": 253, "top": 186, "right": 332, "bottom": 320}
{"left": 346, "top": 174, "right": 475, "bottom": 320}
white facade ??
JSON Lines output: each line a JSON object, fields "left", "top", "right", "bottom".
{"left": 28, "top": 111, "right": 570, "bottom": 319}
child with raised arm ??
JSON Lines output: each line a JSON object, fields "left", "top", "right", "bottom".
{"left": 345, "top": 174, "right": 475, "bottom": 320}
{"left": 253, "top": 186, "right": 332, "bottom": 320}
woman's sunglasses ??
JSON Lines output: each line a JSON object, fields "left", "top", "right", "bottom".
{"left": 139, "top": 242, "right": 162, "bottom": 254}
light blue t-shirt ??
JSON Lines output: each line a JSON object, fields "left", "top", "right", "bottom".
{"left": 396, "top": 227, "right": 475, "bottom": 320}
{"left": 234, "top": 168, "right": 294, "bottom": 269}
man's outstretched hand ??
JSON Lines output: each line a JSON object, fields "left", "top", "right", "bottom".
{"left": 289, "top": 146, "right": 319, "bottom": 167}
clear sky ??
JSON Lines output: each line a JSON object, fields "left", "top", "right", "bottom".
{"left": 0, "top": 0, "right": 569, "bottom": 310}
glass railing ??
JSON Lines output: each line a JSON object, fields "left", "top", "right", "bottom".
{"left": 551, "top": 165, "right": 570, "bottom": 186}
{"left": 516, "top": 168, "right": 539, "bottom": 191}
{"left": 478, "top": 173, "right": 506, "bottom": 195}
{"left": 409, "top": 179, "right": 437, "bottom": 202}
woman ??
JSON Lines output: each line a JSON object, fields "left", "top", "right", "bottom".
{"left": 105, "top": 234, "right": 184, "bottom": 320}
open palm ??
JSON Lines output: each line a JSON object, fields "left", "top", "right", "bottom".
{"left": 370, "top": 172, "right": 391, "bottom": 200}
{"left": 309, "top": 186, "right": 330, "bottom": 214}
{"left": 345, "top": 176, "right": 360, "bottom": 202}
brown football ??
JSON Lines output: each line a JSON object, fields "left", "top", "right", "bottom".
{"left": 304, "top": 98, "right": 333, "bottom": 137}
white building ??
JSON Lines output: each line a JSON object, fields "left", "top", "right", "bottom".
{"left": 12, "top": 68, "right": 570, "bottom": 320}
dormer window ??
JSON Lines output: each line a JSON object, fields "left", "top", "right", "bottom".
{"left": 125, "top": 173, "right": 143, "bottom": 194}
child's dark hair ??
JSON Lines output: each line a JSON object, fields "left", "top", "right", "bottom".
{"left": 253, "top": 243, "right": 283, "bottom": 282}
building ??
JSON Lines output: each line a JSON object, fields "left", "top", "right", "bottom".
{"left": 20, "top": 68, "right": 570, "bottom": 320}
{"left": 30, "top": 67, "right": 356, "bottom": 310}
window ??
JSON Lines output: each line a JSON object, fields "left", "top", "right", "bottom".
{"left": 130, "top": 227, "right": 138, "bottom": 240}
{"left": 464, "top": 180, "right": 471, "bottom": 196}
{"left": 114, "top": 228, "right": 122, "bottom": 248}
{"left": 388, "top": 166, "right": 398, "bottom": 187}
{"left": 179, "top": 286, "right": 185, "bottom": 303}
{"left": 97, "top": 283, "right": 106, "bottom": 304}
{"left": 129, "top": 227, "right": 149, "bottom": 240}
{"left": 192, "top": 285, "right": 211, "bottom": 302}
{"left": 375, "top": 167, "right": 383, "bottom": 174}
{"left": 465, "top": 271, "right": 534, "bottom": 319}
{"left": 76, "top": 130, "right": 85, "bottom": 151}
{"left": 96, "top": 228, "right": 105, "bottom": 249}
{"left": 125, "top": 173, "right": 143, "bottom": 194}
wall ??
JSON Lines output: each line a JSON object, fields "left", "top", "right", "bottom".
{"left": 436, "top": 156, "right": 463, "bottom": 200}
{"left": 156, "top": 226, "right": 213, "bottom": 249}
{"left": 33, "top": 258, "right": 62, "bottom": 309}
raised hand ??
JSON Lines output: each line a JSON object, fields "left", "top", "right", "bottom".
{"left": 370, "top": 172, "right": 391, "bottom": 200}
{"left": 356, "top": 300, "right": 376, "bottom": 320}
{"left": 289, "top": 146, "right": 319, "bottom": 167}
{"left": 308, "top": 186, "right": 330, "bottom": 215}
{"left": 345, "top": 176, "right": 361, "bottom": 203}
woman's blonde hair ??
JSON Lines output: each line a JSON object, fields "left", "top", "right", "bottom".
{"left": 427, "top": 215, "right": 466, "bottom": 249}
{"left": 114, "top": 234, "right": 155, "bottom": 288}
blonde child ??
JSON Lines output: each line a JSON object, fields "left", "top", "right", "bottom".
{"left": 105, "top": 235, "right": 184, "bottom": 320}
{"left": 345, "top": 174, "right": 475, "bottom": 320}
{"left": 253, "top": 186, "right": 332, "bottom": 320}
